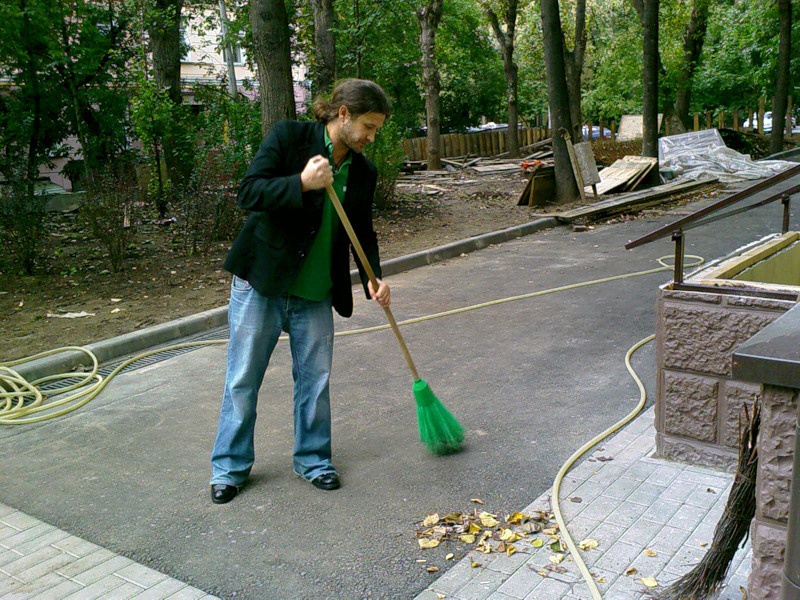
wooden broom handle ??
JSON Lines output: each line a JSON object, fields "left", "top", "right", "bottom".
{"left": 325, "top": 184, "right": 420, "bottom": 381}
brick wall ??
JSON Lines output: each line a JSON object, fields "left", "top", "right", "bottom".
{"left": 655, "top": 287, "right": 795, "bottom": 469}
{"left": 748, "top": 385, "right": 798, "bottom": 600}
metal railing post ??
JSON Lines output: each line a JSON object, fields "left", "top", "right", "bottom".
{"left": 672, "top": 230, "right": 685, "bottom": 285}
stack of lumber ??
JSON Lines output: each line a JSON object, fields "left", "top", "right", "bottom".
{"left": 558, "top": 177, "right": 719, "bottom": 223}
{"left": 590, "top": 155, "right": 658, "bottom": 196}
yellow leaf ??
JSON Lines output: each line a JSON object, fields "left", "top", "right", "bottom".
{"left": 418, "top": 539, "right": 440, "bottom": 549}
{"left": 445, "top": 553, "right": 454, "bottom": 561}
{"left": 499, "top": 529, "right": 521, "bottom": 542}
{"left": 538, "top": 569, "right": 548, "bottom": 577}
{"left": 643, "top": 549, "right": 657, "bottom": 557}
{"left": 542, "top": 527, "right": 559, "bottom": 535}
{"left": 416, "top": 559, "right": 427, "bottom": 563}
{"left": 625, "top": 567, "right": 638, "bottom": 576}
{"left": 471, "top": 562, "right": 482, "bottom": 568}
{"left": 532, "top": 539, "right": 544, "bottom": 548}
{"left": 578, "top": 538, "right": 599, "bottom": 551}
{"left": 549, "top": 554, "right": 564, "bottom": 564}
{"left": 468, "top": 522, "right": 482, "bottom": 534}
{"left": 423, "top": 514, "right": 440, "bottom": 527}
{"left": 478, "top": 543, "right": 493, "bottom": 554}
{"left": 597, "top": 577, "right": 606, "bottom": 584}
{"left": 432, "top": 526, "right": 448, "bottom": 536}
{"left": 506, "top": 544, "right": 518, "bottom": 557}
{"left": 459, "top": 534, "right": 476, "bottom": 544}
{"left": 427, "top": 566, "right": 439, "bottom": 573}
{"left": 436, "top": 594, "right": 446, "bottom": 600}
{"left": 471, "top": 498, "right": 485, "bottom": 504}
{"left": 479, "top": 512, "right": 499, "bottom": 528}
{"left": 699, "top": 541, "right": 708, "bottom": 547}
{"left": 641, "top": 576, "right": 658, "bottom": 588}
{"left": 507, "top": 512, "right": 530, "bottom": 524}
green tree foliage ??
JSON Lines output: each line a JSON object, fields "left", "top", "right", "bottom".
{"left": 693, "top": 0, "right": 800, "bottom": 113}
{"left": 331, "top": 0, "right": 505, "bottom": 135}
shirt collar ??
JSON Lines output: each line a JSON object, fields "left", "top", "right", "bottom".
{"left": 324, "top": 125, "right": 352, "bottom": 171}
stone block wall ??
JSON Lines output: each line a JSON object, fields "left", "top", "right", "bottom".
{"left": 748, "top": 385, "right": 798, "bottom": 600}
{"left": 655, "top": 287, "right": 795, "bottom": 469}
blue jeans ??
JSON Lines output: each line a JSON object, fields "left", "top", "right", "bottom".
{"left": 210, "top": 276, "right": 336, "bottom": 486}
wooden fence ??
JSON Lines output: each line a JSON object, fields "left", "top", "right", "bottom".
{"left": 402, "top": 126, "right": 550, "bottom": 162}
{"left": 403, "top": 96, "right": 795, "bottom": 162}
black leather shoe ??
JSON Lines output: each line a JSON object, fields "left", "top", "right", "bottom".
{"left": 310, "top": 473, "right": 341, "bottom": 491}
{"left": 211, "top": 484, "right": 238, "bottom": 504}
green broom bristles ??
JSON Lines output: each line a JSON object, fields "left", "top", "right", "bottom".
{"left": 413, "top": 378, "right": 464, "bottom": 455}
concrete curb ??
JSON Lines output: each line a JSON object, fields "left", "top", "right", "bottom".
{"left": 15, "top": 216, "right": 560, "bottom": 380}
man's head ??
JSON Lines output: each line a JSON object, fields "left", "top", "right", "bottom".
{"left": 314, "top": 79, "right": 392, "bottom": 124}
{"left": 314, "top": 79, "right": 391, "bottom": 154}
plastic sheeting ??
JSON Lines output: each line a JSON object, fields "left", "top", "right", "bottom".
{"left": 658, "top": 129, "right": 796, "bottom": 183}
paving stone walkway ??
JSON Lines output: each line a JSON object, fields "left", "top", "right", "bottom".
{"left": 415, "top": 406, "right": 751, "bottom": 600}
{"left": 0, "top": 506, "right": 217, "bottom": 600}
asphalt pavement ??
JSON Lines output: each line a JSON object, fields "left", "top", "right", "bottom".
{"left": 2, "top": 169, "right": 799, "bottom": 599}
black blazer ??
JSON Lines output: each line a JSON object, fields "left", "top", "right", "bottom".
{"left": 223, "top": 120, "right": 382, "bottom": 318}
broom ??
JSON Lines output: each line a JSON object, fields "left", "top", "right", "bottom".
{"left": 325, "top": 184, "right": 464, "bottom": 455}
{"left": 657, "top": 401, "right": 760, "bottom": 600}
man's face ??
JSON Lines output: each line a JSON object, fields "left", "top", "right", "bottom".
{"left": 339, "top": 110, "right": 386, "bottom": 153}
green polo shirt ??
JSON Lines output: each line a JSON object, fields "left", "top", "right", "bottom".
{"left": 287, "top": 128, "right": 352, "bottom": 301}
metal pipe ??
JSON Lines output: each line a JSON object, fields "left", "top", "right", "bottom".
{"left": 783, "top": 194, "right": 792, "bottom": 234}
{"left": 780, "top": 404, "right": 800, "bottom": 600}
{"left": 672, "top": 230, "right": 685, "bottom": 284}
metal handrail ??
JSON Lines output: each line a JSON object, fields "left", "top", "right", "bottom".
{"left": 626, "top": 162, "right": 800, "bottom": 250}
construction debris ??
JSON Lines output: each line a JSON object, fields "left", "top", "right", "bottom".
{"left": 557, "top": 177, "right": 718, "bottom": 223}
{"left": 591, "top": 156, "right": 659, "bottom": 196}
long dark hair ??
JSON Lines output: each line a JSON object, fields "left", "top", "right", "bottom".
{"left": 312, "top": 79, "right": 392, "bottom": 123}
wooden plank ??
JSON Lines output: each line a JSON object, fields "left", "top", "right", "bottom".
{"left": 558, "top": 178, "right": 718, "bottom": 222}
{"left": 593, "top": 156, "right": 657, "bottom": 195}
{"left": 470, "top": 164, "right": 522, "bottom": 174}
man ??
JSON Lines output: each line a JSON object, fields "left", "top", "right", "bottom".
{"left": 209, "top": 79, "right": 392, "bottom": 504}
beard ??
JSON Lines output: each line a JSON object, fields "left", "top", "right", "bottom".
{"left": 339, "top": 121, "right": 365, "bottom": 154}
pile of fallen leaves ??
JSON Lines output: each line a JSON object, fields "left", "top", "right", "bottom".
{"left": 414, "top": 500, "right": 583, "bottom": 576}
{"left": 414, "top": 500, "right": 664, "bottom": 591}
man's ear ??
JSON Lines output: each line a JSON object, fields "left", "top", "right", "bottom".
{"left": 338, "top": 105, "right": 349, "bottom": 122}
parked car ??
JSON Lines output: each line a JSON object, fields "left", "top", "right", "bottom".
{"left": 581, "top": 125, "right": 612, "bottom": 139}
{"left": 744, "top": 111, "right": 773, "bottom": 132}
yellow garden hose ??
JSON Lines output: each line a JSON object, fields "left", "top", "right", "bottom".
{"left": 551, "top": 333, "right": 655, "bottom": 599}
{"left": 0, "top": 254, "right": 704, "bottom": 596}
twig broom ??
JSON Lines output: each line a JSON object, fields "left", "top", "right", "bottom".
{"left": 657, "top": 401, "right": 760, "bottom": 600}
{"left": 326, "top": 184, "right": 464, "bottom": 455}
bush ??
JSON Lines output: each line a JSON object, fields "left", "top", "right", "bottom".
{"left": 178, "top": 148, "right": 243, "bottom": 256}
{"left": 81, "top": 159, "right": 141, "bottom": 272}
{"left": 367, "top": 120, "right": 406, "bottom": 211}
{"left": 0, "top": 177, "right": 48, "bottom": 275}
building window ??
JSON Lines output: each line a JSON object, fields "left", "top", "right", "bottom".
{"left": 180, "top": 17, "right": 192, "bottom": 61}
{"left": 224, "top": 45, "right": 243, "bottom": 65}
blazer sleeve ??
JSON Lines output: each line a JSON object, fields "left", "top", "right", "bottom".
{"left": 236, "top": 121, "right": 306, "bottom": 212}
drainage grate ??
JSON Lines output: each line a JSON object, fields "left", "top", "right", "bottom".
{"left": 37, "top": 327, "right": 231, "bottom": 396}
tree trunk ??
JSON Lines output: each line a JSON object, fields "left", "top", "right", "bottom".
{"left": 311, "top": 0, "right": 336, "bottom": 95}
{"left": 642, "top": 0, "right": 659, "bottom": 159}
{"left": 673, "top": 0, "right": 710, "bottom": 129}
{"left": 485, "top": 3, "right": 520, "bottom": 157}
{"left": 250, "top": 0, "right": 296, "bottom": 136}
{"left": 770, "top": 0, "right": 791, "bottom": 155}
{"left": 148, "top": 0, "right": 184, "bottom": 106}
{"left": 148, "top": 0, "right": 189, "bottom": 189}
{"left": 418, "top": 0, "right": 443, "bottom": 171}
{"left": 563, "top": 0, "right": 587, "bottom": 143}
{"left": 540, "top": 0, "right": 578, "bottom": 202}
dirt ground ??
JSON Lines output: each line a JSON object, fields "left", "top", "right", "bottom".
{"left": 0, "top": 169, "right": 701, "bottom": 362}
